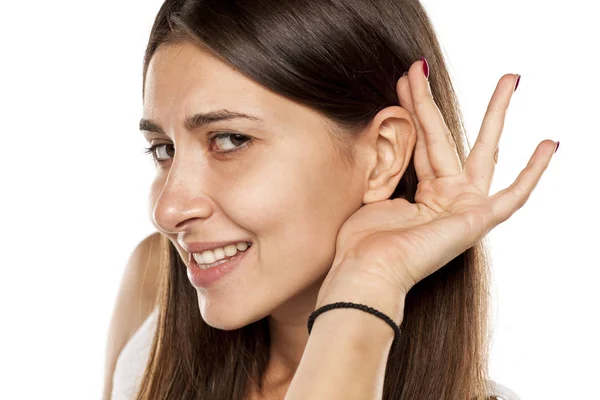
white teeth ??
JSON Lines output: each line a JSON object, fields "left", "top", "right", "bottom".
{"left": 214, "top": 247, "right": 225, "bottom": 261}
{"left": 201, "top": 250, "right": 216, "bottom": 264}
{"left": 192, "top": 241, "right": 252, "bottom": 269}
{"left": 223, "top": 244, "right": 237, "bottom": 257}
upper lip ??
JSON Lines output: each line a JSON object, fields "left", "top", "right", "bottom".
{"left": 178, "top": 240, "right": 252, "bottom": 255}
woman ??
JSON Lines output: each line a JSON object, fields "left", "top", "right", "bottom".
{"left": 106, "top": 0, "right": 557, "bottom": 398}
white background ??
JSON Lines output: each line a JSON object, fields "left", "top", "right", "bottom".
{"left": 0, "top": 0, "right": 597, "bottom": 398}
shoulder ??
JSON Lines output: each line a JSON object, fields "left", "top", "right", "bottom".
{"left": 126, "top": 231, "right": 163, "bottom": 310}
{"left": 111, "top": 230, "right": 163, "bottom": 339}
{"left": 102, "top": 232, "right": 163, "bottom": 399}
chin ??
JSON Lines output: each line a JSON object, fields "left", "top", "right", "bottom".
{"left": 196, "top": 296, "right": 270, "bottom": 331}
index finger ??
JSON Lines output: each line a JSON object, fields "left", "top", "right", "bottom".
{"left": 396, "top": 69, "right": 436, "bottom": 182}
{"left": 404, "top": 58, "right": 462, "bottom": 178}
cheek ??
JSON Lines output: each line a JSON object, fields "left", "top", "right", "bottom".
{"left": 229, "top": 158, "right": 352, "bottom": 274}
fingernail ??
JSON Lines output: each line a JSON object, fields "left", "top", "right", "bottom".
{"left": 514, "top": 74, "right": 521, "bottom": 92}
{"left": 421, "top": 56, "right": 429, "bottom": 79}
{"left": 554, "top": 141, "right": 560, "bottom": 153}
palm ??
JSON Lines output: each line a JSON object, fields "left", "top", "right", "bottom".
{"left": 319, "top": 61, "right": 557, "bottom": 300}
{"left": 330, "top": 175, "right": 495, "bottom": 297}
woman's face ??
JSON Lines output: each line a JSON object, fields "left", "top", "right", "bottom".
{"left": 143, "top": 41, "right": 367, "bottom": 329}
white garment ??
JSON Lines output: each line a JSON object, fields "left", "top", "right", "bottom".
{"left": 111, "top": 307, "right": 520, "bottom": 400}
{"left": 111, "top": 307, "right": 158, "bottom": 400}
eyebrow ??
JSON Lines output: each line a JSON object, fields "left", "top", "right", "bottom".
{"left": 139, "top": 109, "right": 262, "bottom": 134}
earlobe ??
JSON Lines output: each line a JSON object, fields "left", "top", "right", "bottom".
{"left": 361, "top": 106, "right": 416, "bottom": 204}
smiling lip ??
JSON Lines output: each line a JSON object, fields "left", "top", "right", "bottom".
{"left": 179, "top": 240, "right": 253, "bottom": 255}
{"left": 186, "top": 244, "right": 252, "bottom": 288}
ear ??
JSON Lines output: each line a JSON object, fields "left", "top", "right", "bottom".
{"left": 360, "top": 106, "right": 416, "bottom": 204}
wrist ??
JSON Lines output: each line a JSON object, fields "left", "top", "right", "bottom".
{"left": 316, "top": 254, "right": 409, "bottom": 326}
{"left": 316, "top": 288, "right": 406, "bottom": 327}
{"left": 309, "top": 303, "right": 397, "bottom": 348}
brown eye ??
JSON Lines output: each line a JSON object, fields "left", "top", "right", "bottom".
{"left": 210, "top": 133, "right": 252, "bottom": 153}
{"left": 143, "top": 143, "right": 174, "bottom": 164}
{"left": 143, "top": 132, "right": 251, "bottom": 166}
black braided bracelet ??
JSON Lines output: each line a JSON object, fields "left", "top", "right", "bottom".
{"left": 307, "top": 302, "right": 401, "bottom": 349}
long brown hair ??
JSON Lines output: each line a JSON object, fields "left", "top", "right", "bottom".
{"left": 136, "top": 0, "right": 494, "bottom": 398}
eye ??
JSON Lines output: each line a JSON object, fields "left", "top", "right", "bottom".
{"left": 143, "top": 133, "right": 252, "bottom": 165}
{"left": 144, "top": 143, "right": 174, "bottom": 165}
{"left": 209, "top": 132, "right": 252, "bottom": 153}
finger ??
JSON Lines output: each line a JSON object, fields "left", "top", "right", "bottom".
{"left": 489, "top": 140, "right": 557, "bottom": 224}
{"left": 397, "top": 73, "right": 437, "bottom": 182}
{"left": 465, "top": 74, "right": 520, "bottom": 195}
{"left": 408, "top": 59, "right": 462, "bottom": 177}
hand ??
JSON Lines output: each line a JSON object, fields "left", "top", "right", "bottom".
{"left": 316, "top": 60, "right": 557, "bottom": 320}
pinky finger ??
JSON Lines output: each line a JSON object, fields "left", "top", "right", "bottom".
{"left": 490, "top": 140, "right": 557, "bottom": 224}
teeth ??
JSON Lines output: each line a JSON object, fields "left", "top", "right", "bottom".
{"left": 193, "top": 241, "right": 251, "bottom": 269}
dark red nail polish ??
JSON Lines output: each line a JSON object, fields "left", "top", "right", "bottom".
{"left": 514, "top": 74, "right": 521, "bottom": 92}
{"left": 421, "top": 56, "right": 429, "bottom": 79}
{"left": 554, "top": 141, "right": 560, "bottom": 153}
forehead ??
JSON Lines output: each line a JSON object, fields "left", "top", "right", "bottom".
{"left": 143, "top": 41, "right": 303, "bottom": 127}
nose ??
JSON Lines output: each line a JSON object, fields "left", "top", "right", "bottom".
{"left": 151, "top": 158, "right": 215, "bottom": 235}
